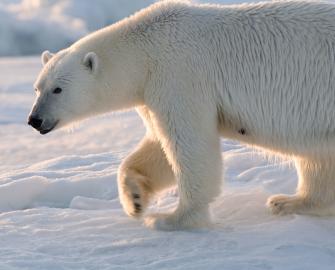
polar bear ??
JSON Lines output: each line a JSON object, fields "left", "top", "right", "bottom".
{"left": 28, "top": 0, "right": 335, "bottom": 230}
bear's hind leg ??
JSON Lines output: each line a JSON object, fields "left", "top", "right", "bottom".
{"left": 267, "top": 157, "right": 335, "bottom": 215}
{"left": 118, "top": 137, "right": 175, "bottom": 218}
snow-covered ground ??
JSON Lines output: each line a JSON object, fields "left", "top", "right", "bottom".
{"left": 1, "top": 56, "right": 335, "bottom": 269}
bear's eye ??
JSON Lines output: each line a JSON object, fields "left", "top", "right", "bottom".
{"left": 53, "top": 87, "right": 62, "bottom": 94}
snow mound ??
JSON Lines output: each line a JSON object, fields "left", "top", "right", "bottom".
{"left": 0, "top": 152, "right": 120, "bottom": 211}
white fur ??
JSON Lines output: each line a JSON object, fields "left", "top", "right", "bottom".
{"left": 30, "top": 0, "right": 335, "bottom": 230}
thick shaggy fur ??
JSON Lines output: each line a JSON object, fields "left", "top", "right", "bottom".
{"left": 30, "top": 0, "right": 335, "bottom": 230}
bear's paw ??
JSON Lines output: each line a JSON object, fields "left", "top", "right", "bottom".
{"left": 267, "top": 194, "right": 308, "bottom": 215}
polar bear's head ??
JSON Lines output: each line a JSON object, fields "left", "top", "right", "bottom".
{"left": 28, "top": 44, "right": 145, "bottom": 134}
{"left": 28, "top": 49, "right": 104, "bottom": 134}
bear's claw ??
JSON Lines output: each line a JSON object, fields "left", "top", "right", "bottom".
{"left": 134, "top": 202, "right": 142, "bottom": 213}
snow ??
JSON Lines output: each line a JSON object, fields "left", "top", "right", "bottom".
{"left": 1, "top": 57, "right": 335, "bottom": 269}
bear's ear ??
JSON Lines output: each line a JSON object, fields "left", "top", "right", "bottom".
{"left": 41, "top": 50, "right": 54, "bottom": 66}
{"left": 83, "top": 52, "right": 99, "bottom": 74}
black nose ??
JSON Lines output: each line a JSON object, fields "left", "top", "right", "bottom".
{"left": 28, "top": 116, "right": 43, "bottom": 129}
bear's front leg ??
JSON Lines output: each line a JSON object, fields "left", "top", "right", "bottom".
{"left": 118, "top": 137, "right": 175, "bottom": 217}
{"left": 144, "top": 103, "right": 222, "bottom": 230}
